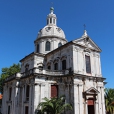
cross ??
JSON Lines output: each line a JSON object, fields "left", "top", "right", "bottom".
{"left": 51, "top": 2, "right": 53, "bottom": 7}
{"left": 83, "top": 24, "right": 86, "bottom": 30}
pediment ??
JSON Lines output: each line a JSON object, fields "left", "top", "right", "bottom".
{"left": 85, "top": 87, "right": 99, "bottom": 95}
{"left": 73, "top": 37, "right": 101, "bottom": 52}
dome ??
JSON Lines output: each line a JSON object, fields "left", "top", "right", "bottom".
{"left": 36, "top": 7, "right": 66, "bottom": 40}
{"left": 37, "top": 25, "right": 66, "bottom": 39}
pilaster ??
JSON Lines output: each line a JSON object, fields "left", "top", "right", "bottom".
{"left": 28, "top": 85, "right": 32, "bottom": 114}
{"left": 79, "top": 84, "right": 83, "bottom": 114}
{"left": 33, "top": 84, "right": 41, "bottom": 114}
{"left": 98, "top": 86, "right": 102, "bottom": 114}
{"left": 74, "top": 84, "right": 79, "bottom": 114}
{"left": 101, "top": 87, "right": 105, "bottom": 114}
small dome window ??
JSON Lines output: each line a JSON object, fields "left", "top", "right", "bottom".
{"left": 50, "top": 18, "right": 52, "bottom": 24}
{"left": 37, "top": 44, "right": 39, "bottom": 53}
{"left": 45, "top": 41, "right": 50, "bottom": 51}
{"left": 58, "top": 42, "right": 62, "bottom": 47}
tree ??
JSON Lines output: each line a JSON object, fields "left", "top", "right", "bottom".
{"left": 105, "top": 88, "right": 114, "bottom": 114}
{"left": 0, "top": 63, "right": 20, "bottom": 93}
{"left": 37, "top": 95, "right": 72, "bottom": 114}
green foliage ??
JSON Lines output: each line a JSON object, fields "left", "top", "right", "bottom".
{"left": 0, "top": 63, "right": 20, "bottom": 80}
{"left": 37, "top": 95, "right": 72, "bottom": 114}
{"left": 0, "top": 63, "right": 20, "bottom": 93}
{"left": 105, "top": 88, "right": 114, "bottom": 114}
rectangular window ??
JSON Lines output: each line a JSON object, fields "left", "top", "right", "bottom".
{"left": 51, "top": 85, "right": 58, "bottom": 98}
{"left": 9, "top": 88, "right": 12, "bottom": 101}
{"left": 50, "top": 18, "right": 52, "bottom": 23}
{"left": 26, "top": 85, "right": 29, "bottom": 101}
{"left": 37, "top": 44, "right": 39, "bottom": 53}
{"left": 25, "top": 106, "right": 28, "bottom": 114}
{"left": 8, "top": 106, "right": 10, "bottom": 114}
{"left": 54, "top": 63, "right": 58, "bottom": 70}
{"left": 62, "top": 60, "right": 66, "bottom": 70}
{"left": 85, "top": 55, "right": 91, "bottom": 73}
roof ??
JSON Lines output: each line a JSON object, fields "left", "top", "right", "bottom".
{"left": 20, "top": 52, "right": 45, "bottom": 62}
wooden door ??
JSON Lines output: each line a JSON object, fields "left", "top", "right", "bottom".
{"left": 51, "top": 85, "right": 58, "bottom": 98}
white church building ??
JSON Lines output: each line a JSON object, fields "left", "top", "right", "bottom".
{"left": 2, "top": 7, "right": 106, "bottom": 114}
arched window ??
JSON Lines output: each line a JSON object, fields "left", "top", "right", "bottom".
{"left": 47, "top": 65, "right": 51, "bottom": 70}
{"left": 45, "top": 41, "right": 50, "bottom": 51}
{"left": 50, "top": 18, "right": 52, "bottom": 24}
{"left": 54, "top": 63, "right": 58, "bottom": 70}
{"left": 37, "top": 44, "right": 39, "bottom": 53}
{"left": 58, "top": 42, "right": 62, "bottom": 47}
{"left": 62, "top": 60, "right": 66, "bottom": 70}
{"left": 25, "top": 64, "right": 29, "bottom": 72}
{"left": 85, "top": 55, "right": 91, "bottom": 73}
{"left": 26, "top": 85, "right": 29, "bottom": 101}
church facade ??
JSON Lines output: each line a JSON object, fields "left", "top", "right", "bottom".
{"left": 2, "top": 7, "right": 106, "bottom": 114}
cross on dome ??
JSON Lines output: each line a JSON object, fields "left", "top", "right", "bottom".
{"left": 50, "top": 7, "right": 54, "bottom": 14}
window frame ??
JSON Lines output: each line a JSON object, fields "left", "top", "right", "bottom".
{"left": 58, "top": 42, "right": 62, "bottom": 47}
{"left": 62, "top": 59, "right": 66, "bottom": 70}
{"left": 51, "top": 85, "right": 58, "bottom": 98}
{"left": 9, "top": 87, "right": 12, "bottom": 101}
{"left": 37, "top": 44, "right": 39, "bottom": 53}
{"left": 54, "top": 63, "right": 58, "bottom": 70}
{"left": 85, "top": 55, "right": 91, "bottom": 74}
{"left": 45, "top": 41, "right": 50, "bottom": 51}
{"left": 26, "top": 85, "right": 29, "bottom": 101}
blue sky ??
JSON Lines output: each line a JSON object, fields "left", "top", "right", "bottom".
{"left": 0, "top": 0, "right": 114, "bottom": 87}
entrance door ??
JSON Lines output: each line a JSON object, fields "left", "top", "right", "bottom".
{"left": 25, "top": 106, "right": 28, "bottom": 114}
{"left": 51, "top": 85, "right": 58, "bottom": 98}
{"left": 87, "top": 99, "right": 95, "bottom": 114}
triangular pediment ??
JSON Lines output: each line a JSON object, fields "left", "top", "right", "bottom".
{"left": 85, "top": 87, "right": 99, "bottom": 95}
{"left": 73, "top": 37, "right": 101, "bottom": 52}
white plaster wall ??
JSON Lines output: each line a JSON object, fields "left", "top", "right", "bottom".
{"left": 73, "top": 45, "right": 102, "bottom": 77}
{"left": 46, "top": 45, "right": 73, "bottom": 70}
{"left": 35, "top": 37, "right": 67, "bottom": 54}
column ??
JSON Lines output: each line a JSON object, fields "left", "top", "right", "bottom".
{"left": 40, "top": 40, "right": 43, "bottom": 53}
{"left": 98, "top": 86, "right": 102, "bottom": 114}
{"left": 14, "top": 86, "right": 18, "bottom": 114}
{"left": 2, "top": 86, "right": 7, "bottom": 114}
{"left": 29, "top": 85, "right": 32, "bottom": 114}
{"left": 11, "top": 86, "right": 14, "bottom": 114}
{"left": 79, "top": 84, "right": 83, "bottom": 114}
{"left": 58, "top": 59, "right": 61, "bottom": 70}
{"left": 21, "top": 86, "right": 24, "bottom": 114}
{"left": 32, "top": 85, "right": 35, "bottom": 114}
{"left": 33, "top": 84, "right": 40, "bottom": 114}
{"left": 67, "top": 55, "right": 70, "bottom": 69}
{"left": 98, "top": 56, "right": 102, "bottom": 75}
{"left": 95, "top": 101, "right": 99, "bottom": 114}
{"left": 85, "top": 100, "right": 88, "bottom": 114}
{"left": 74, "top": 84, "right": 79, "bottom": 114}
{"left": 101, "top": 87, "right": 105, "bottom": 114}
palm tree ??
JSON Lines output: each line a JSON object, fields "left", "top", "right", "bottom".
{"left": 105, "top": 88, "right": 114, "bottom": 114}
{"left": 37, "top": 95, "right": 72, "bottom": 114}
